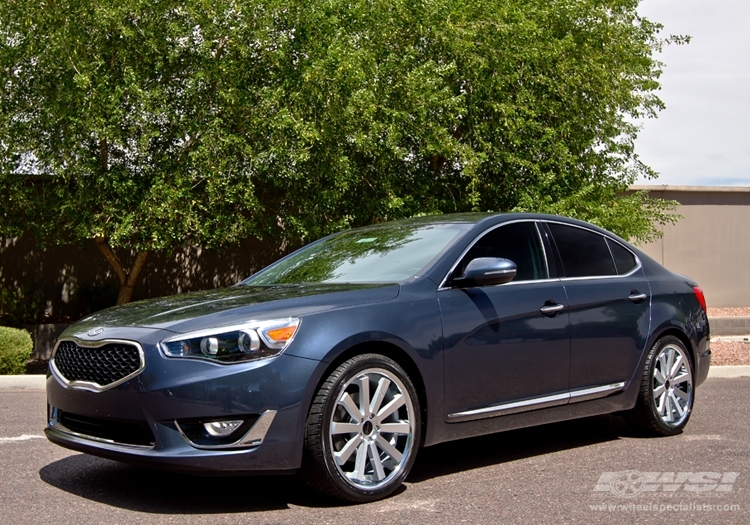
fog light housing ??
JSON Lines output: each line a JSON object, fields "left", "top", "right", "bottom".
{"left": 203, "top": 420, "right": 243, "bottom": 437}
{"left": 175, "top": 411, "right": 276, "bottom": 450}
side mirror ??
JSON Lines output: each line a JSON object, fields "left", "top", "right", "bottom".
{"left": 459, "top": 257, "right": 517, "bottom": 287}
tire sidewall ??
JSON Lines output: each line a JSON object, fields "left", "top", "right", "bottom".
{"left": 317, "top": 354, "right": 421, "bottom": 502}
{"left": 645, "top": 336, "right": 694, "bottom": 435}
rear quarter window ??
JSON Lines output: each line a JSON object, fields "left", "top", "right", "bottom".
{"left": 606, "top": 238, "right": 638, "bottom": 275}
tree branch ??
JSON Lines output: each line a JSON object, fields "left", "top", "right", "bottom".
{"left": 95, "top": 238, "right": 149, "bottom": 305}
{"left": 95, "top": 236, "right": 126, "bottom": 285}
{"left": 117, "top": 250, "right": 148, "bottom": 305}
{"left": 99, "top": 138, "right": 108, "bottom": 171}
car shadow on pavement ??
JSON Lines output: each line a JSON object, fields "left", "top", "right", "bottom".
{"left": 38, "top": 455, "right": 338, "bottom": 513}
{"left": 409, "top": 413, "right": 636, "bottom": 483}
{"left": 38, "top": 413, "right": 638, "bottom": 513}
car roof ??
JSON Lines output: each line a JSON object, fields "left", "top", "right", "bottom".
{"left": 323, "top": 212, "right": 639, "bottom": 256}
{"left": 351, "top": 212, "right": 616, "bottom": 233}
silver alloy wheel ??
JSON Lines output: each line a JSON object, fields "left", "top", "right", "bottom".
{"left": 329, "top": 367, "right": 416, "bottom": 490}
{"left": 652, "top": 343, "right": 693, "bottom": 427}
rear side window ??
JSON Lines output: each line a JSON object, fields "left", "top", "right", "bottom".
{"left": 607, "top": 238, "right": 638, "bottom": 275}
{"left": 547, "top": 223, "right": 616, "bottom": 278}
{"left": 457, "top": 222, "right": 548, "bottom": 281}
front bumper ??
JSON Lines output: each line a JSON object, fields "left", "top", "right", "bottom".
{"left": 45, "top": 338, "right": 320, "bottom": 473}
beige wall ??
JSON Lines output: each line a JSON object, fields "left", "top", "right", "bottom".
{"left": 632, "top": 185, "right": 750, "bottom": 308}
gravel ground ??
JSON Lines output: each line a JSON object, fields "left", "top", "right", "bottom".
{"left": 707, "top": 307, "right": 750, "bottom": 317}
{"left": 710, "top": 341, "right": 750, "bottom": 366}
{"left": 706, "top": 307, "right": 750, "bottom": 365}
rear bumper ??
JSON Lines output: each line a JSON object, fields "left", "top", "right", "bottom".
{"left": 695, "top": 343, "right": 711, "bottom": 387}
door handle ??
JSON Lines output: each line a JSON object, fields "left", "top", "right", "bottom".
{"left": 628, "top": 292, "right": 648, "bottom": 303}
{"left": 540, "top": 303, "right": 565, "bottom": 315}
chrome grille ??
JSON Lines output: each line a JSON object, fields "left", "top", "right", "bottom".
{"left": 53, "top": 340, "right": 143, "bottom": 388}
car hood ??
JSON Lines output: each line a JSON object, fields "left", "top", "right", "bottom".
{"left": 67, "top": 283, "right": 400, "bottom": 335}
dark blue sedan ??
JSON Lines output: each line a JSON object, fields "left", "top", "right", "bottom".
{"left": 45, "top": 213, "right": 710, "bottom": 502}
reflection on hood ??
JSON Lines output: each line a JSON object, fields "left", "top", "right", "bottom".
{"left": 71, "top": 283, "right": 399, "bottom": 332}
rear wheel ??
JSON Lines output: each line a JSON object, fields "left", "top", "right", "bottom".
{"left": 301, "top": 354, "right": 421, "bottom": 502}
{"left": 625, "top": 335, "right": 694, "bottom": 435}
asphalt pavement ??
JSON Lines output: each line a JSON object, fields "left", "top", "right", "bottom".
{"left": 1, "top": 378, "right": 748, "bottom": 525}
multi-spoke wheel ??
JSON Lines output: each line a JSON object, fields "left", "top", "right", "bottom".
{"left": 625, "top": 335, "right": 694, "bottom": 435}
{"left": 302, "top": 353, "right": 421, "bottom": 502}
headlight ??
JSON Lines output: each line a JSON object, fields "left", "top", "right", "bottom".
{"left": 160, "top": 318, "right": 299, "bottom": 363}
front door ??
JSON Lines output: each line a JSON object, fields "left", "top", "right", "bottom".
{"left": 439, "top": 221, "right": 571, "bottom": 420}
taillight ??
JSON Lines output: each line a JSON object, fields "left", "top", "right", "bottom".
{"left": 693, "top": 286, "right": 707, "bottom": 312}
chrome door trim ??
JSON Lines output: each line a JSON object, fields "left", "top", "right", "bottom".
{"left": 568, "top": 382, "right": 627, "bottom": 403}
{"left": 447, "top": 382, "right": 627, "bottom": 422}
{"left": 447, "top": 392, "right": 570, "bottom": 422}
{"left": 437, "top": 218, "right": 644, "bottom": 291}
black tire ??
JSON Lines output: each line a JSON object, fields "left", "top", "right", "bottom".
{"left": 624, "top": 335, "right": 695, "bottom": 436}
{"left": 301, "top": 353, "right": 421, "bottom": 502}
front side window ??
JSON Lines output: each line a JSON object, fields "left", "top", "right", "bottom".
{"left": 547, "top": 223, "right": 616, "bottom": 278}
{"left": 454, "top": 222, "right": 548, "bottom": 282}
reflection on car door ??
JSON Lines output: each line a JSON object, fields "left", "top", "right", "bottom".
{"left": 438, "top": 221, "right": 571, "bottom": 421}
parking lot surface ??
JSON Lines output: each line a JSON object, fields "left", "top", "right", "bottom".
{"left": 1, "top": 379, "right": 748, "bottom": 524}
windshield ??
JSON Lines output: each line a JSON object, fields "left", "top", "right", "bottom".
{"left": 243, "top": 223, "right": 468, "bottom": 285}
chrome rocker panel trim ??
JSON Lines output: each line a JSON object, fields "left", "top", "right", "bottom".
{"left": 447, "top": 382, "right": 627, "bottom": 422}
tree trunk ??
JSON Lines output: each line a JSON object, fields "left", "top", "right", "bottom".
{"left": 95, "top": 237, "right": 149, "bottom": 305}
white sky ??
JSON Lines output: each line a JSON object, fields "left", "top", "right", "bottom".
{"left": 634, "top": 0, "right": 750, "bottom": 187}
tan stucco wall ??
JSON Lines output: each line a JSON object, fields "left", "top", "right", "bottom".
{"left": 631, "top": 185, "right": 750, "bottom": 308}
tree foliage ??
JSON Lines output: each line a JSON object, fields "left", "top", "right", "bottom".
{"left": 1, "top": 0, "right": 681, "bottom": 303}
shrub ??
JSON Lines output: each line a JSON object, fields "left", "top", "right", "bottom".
{"left": 0, "top": 326, "right": 33, "bottom": 374}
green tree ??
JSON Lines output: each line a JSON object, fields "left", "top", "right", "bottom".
{"left": 1, "top": 0, "right": 681, "bottom": 303}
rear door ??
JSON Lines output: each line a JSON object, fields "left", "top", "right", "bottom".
{"left": 544, "top": 222, "right": 651, "bottom": 391}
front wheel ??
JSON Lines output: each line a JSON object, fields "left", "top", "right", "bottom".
{"left": 301, "top": 354, "right": 421, "bottom": 502}
{"left": 625, "top": 335, "right": 695, "bottom": 436}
